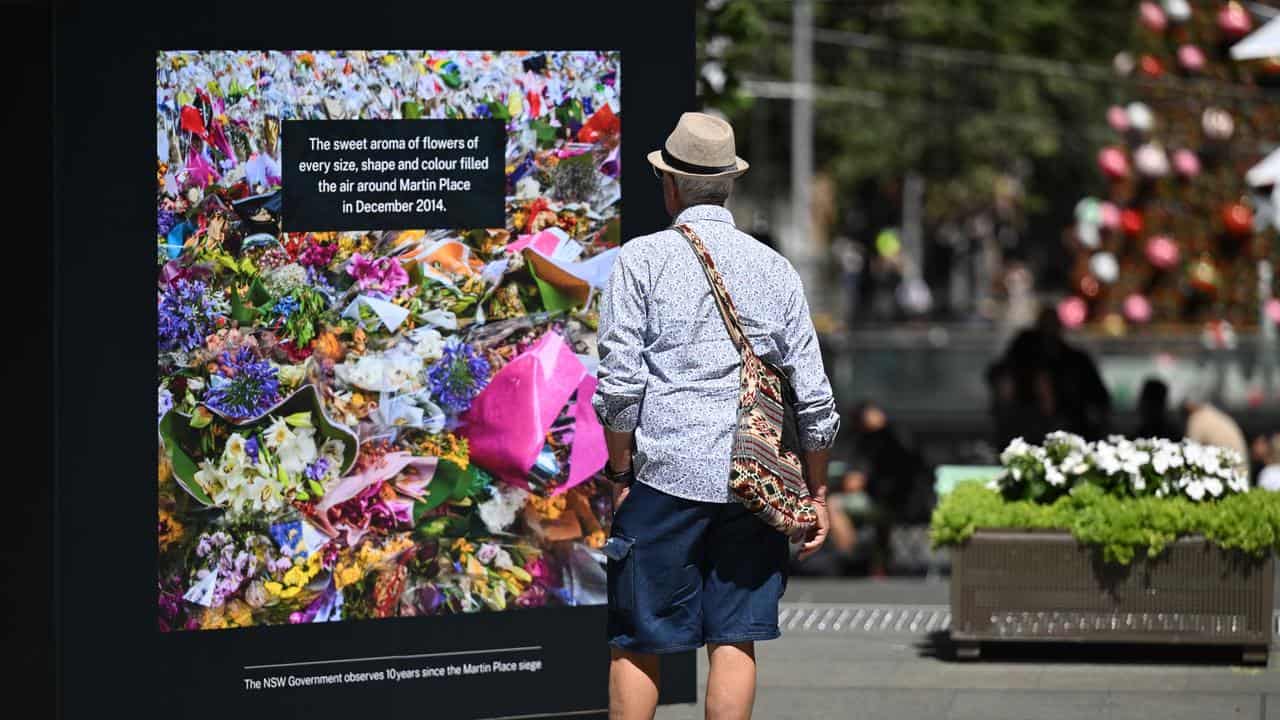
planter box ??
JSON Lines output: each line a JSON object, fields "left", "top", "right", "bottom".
{"left": 949, "top": 530, "right": 1274, "bottom": 662}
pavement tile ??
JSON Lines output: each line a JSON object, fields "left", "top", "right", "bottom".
{"left": 1035, "top": 663, "right": 1189, "bottom": 691}
{"left": 948, "top": 690, "right": 1105, "bottom": 720}
{"left": 1182, "top": 666, "right": 1280, "bottom": 693}
{"left": 1265, "top": 695, "right": 1280, "bottom": 720}
{"left": 1106, "top": 691, "right": 1262, "bottom": 720}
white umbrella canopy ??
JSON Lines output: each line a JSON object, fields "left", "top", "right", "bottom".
{"left": 1231, "top": 15, "right": 1280, "bottom": 60}
{"left": 1246, "top": 146, "right": 1280, "bottom": 187}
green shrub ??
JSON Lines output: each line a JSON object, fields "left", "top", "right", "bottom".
{"left": 930, "top": 482, "right": 1280, "bottom": 565}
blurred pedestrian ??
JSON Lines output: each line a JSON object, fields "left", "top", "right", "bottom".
{"left": 1255, "top": 434, "right": 1280, "bottom": 491}
{"left": 851, "top": 400, "right": 929, "bottom": 577}
{"left": 1181, "top": 386, "right": 1248, "bottom": 466}
{"left": 987, "top": 307, "right": 1112, "bottom": 447}
{"left": 1134, "top": 378, "right": 1180, "bottom": 440}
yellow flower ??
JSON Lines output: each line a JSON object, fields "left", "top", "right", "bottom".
{"left": 263, "top": 581, "right": 283, "bottom": 596}
{"left": 465, "top": 554, "right": 487, "bottom": 579}
{"left": 279, "top": 586, "right": 302, "bottom": 599}
{"left": 337, "top": 565, "right": 363, "bottom": 588}
{"left": 452, "top": 538, "right": 475, "bottom": 554}
{"left": 281, "top": 569, "right": 300, "bottom": 587}
{"left": 585, "top": 529, "right": 606, "bottom": 549}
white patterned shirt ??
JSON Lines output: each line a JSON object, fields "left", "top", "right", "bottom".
{"left": 592, "top": 204, "right": 841, "bottom": 503}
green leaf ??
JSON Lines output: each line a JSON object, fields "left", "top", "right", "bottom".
{"left": 308, "top": 479, "right": 325, "bottom": 498}
{"left": 158, "top": 410, "right": 215, "bottom": 506}
{"left": 284, "top": 411, "right": 313, "bottom": 428}
{"left": 188, "top": 406, "right": 213, "bottom": 429}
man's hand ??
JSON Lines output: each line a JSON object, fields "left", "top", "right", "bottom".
{"left": 611, "top": 480, "right": 631, "bottom": 511}
{"left": 796, "top": 499, "right": 830, "bottom": 561}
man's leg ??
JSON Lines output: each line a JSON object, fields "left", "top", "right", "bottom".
{"left": 705, "top": 641, "right": 756, "bottom": 720}
{"left": 609, "top": 647, "right": 660, "bottom": 720}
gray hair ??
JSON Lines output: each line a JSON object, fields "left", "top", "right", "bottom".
{"left": 672, "top": 173, "right": 734, "bottom": 206}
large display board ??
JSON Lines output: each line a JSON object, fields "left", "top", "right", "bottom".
{"left": 54, "top": 4, "right": 694, "bottom": 719}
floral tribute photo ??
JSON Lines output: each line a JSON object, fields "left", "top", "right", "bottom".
{"left": 156, "top": 50, "right": 622, "bottom": 631}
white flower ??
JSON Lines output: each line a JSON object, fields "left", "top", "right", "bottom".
{"left": 1185, "top": 480, "right": 1206, "bottom": 501}
{"left": 320, "top": 438, "right": 346, "bottom": 469}
{"left": 1045, "top": 466, "right": 1066, "bottom": 487}
{"left": 477, "top": 486, "right": 529, "bottom": 534}
{"left": 405, "top": 327, "right": 446, "bottom": 362}
{"left": 265, "top": 417, "right": 294, "bottom": 450}
{"left": 224, "top": 433, "right": 248, "bottom": 464}
{"left": 278, "top": 427, "right": 318, "bottom": 476}
{"left": 1001, "top": 437, "right": 1030, "bottom": 465}
{"left": 493, "top": 548, "right": 514, "bottom": 570}
{"left": 1204, "top": 476, "right": 1224, "bottom": 498}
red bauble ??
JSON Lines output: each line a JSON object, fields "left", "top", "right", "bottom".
{"left": 1218, "top": 1, "right": 1253, "bottom": 39}
{"left": 1222, "top": 202, "right": 1254, "bottom": 236}
{"left": 1098, "top": 146, "right": 1130, "bottom": 179}
{"left": 1139, "top": 54, "right": 1164, "bottom": 77}
{"left": 1120, "top": 208, "right": 1144, "bottom": 236}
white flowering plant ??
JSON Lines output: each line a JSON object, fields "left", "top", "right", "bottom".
{"left": 995, "top": 432, "right": 1249, "bottom": 504}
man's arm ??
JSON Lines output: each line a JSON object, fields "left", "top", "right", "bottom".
{"left": 592, "top": 249, "right": 649, "bottom": 507}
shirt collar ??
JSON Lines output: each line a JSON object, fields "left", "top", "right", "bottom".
{"left": 673, "top": 204, "right": 736, "bottom": 227}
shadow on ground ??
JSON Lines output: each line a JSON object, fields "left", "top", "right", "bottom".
{"left": 917, "top": 630, "right": 1257, "bottom": 666}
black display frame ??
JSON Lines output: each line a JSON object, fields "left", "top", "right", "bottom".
{"left": 51, "top": 2, "right": 696, "bottom": 717}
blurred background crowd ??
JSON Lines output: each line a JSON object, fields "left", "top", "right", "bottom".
{"left": 694, "top": 0, "right": 1280, "bottom": 577}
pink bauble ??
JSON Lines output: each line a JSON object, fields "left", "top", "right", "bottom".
{"left": 1177, "top": 44, "right": 1206, "bottom": 72}
{"left": 1123, "top": 294, "right": 1153, "bottom": 323}
{"left": 1098, "top": 146, "right": 1130, "bottom": 179}
{"left": 1100, "top": 201, "right": 1121, "bottom": 229}
{"left": 1145, "top": 235, "right": 1180, "bottom": 269}
{"left": 1107, "top": 105, "right": 1130, "bottom": 132}
{"left": 1267, "top": 298, "right": 1280, "bottom": 324}
{"left": 1218, "top": 1, "right": 1253, "bottom": 39}
{"left": 1172, "top": 148, "right": 1201, "bottom": 177}
{"left": 1114, "top": 52, "right": 1136, "bottom": 76}
{"left": 1058, "top": 297, "right": 1089, "bottom": 328}
{"left": 1139, "top": 1, "right": 1168, "bottom": 31}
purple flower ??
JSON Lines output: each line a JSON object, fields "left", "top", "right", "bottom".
{"left": 426, "top": 339, "right": 490, "bottom": 416}
{"left": 157, "top": 208, "right": 179, "bottom": 237}
{"left": 273, "top": 294, "right": 300, "bottom": 318}
{"left": 304, "top": 457, "right": 330, "bottom": 482}
{"left": 203, "top": 347, "right": 280, "bottom": 420}
{"left": 158, "top": 279, "right": 224, "bottom": 352}
{"left": 245, "top": 435, "right": 259, "bottom": 463}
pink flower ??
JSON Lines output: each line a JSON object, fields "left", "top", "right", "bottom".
{"left": 346, "top": 253, "right": 409, "bottom": 297}
{"left": 525, "top": 556, "right": 552, "bottom": 585}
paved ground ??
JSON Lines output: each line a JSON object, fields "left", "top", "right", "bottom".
{"left": 655, "top": 578, "right": 1280, "bottom": 720}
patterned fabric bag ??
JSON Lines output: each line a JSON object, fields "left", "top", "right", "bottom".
{"left": 674, "top": 224, "right": 818, "bottom": 536}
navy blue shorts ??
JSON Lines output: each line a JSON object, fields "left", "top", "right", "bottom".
{"left": 604, "top": 481, "right": 789, "bottom": 654}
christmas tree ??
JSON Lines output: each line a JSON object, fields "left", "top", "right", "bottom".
{"left": 1067, "top": 0, "right": 1280, "bottom": 333}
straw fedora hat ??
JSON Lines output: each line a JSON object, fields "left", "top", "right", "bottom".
{"left": 647, "top": 112, "right": 749, "bottom": 179}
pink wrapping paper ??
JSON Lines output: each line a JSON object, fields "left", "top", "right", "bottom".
{"left": 503, "top": 228, "right": 566, "bottom": 256}
{"left": 459, "top": 331, "right": 587, "bottom": 487}
{"left": 553, "top": 374, "right": 608, "bottom": 495}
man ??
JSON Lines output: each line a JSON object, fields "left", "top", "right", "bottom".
{"left": 592, "top": 112, "right": 841, "bottom": 720}
{"left": 1182, "top": 386, "right": 1249, "bottom": 466}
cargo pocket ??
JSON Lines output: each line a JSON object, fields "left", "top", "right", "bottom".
{"left": 604, "top": 535, "right": 637, "bottom": 625}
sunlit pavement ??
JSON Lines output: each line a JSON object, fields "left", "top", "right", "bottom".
{"left": 656, "top": 578, "right": 1280, "bottom": 720}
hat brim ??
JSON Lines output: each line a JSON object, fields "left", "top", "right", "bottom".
{"left": 647, "top": 149, "right": 748, "bottom": 179}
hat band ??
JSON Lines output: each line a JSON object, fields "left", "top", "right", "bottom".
{"left": 661, "top": 148, "right": 738, "bottom": 175}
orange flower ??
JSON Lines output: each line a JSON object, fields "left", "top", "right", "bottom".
{"left": 313, "top": 331, "right": 345, "bottom": 363}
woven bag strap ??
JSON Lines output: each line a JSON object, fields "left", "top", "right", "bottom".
{"left": 674, "top": 223, "right": 753, "bottom": 357}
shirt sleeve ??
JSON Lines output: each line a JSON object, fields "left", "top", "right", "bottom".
{"left": 776, "top": 272, "right": 841, "bottom": 450}
{"left": 592, "top": 248, "right": 649, "bottom": 433}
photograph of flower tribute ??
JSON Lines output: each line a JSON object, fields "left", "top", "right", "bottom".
{"left": 156, "top": 50, "right": 622, "bottom": 630}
